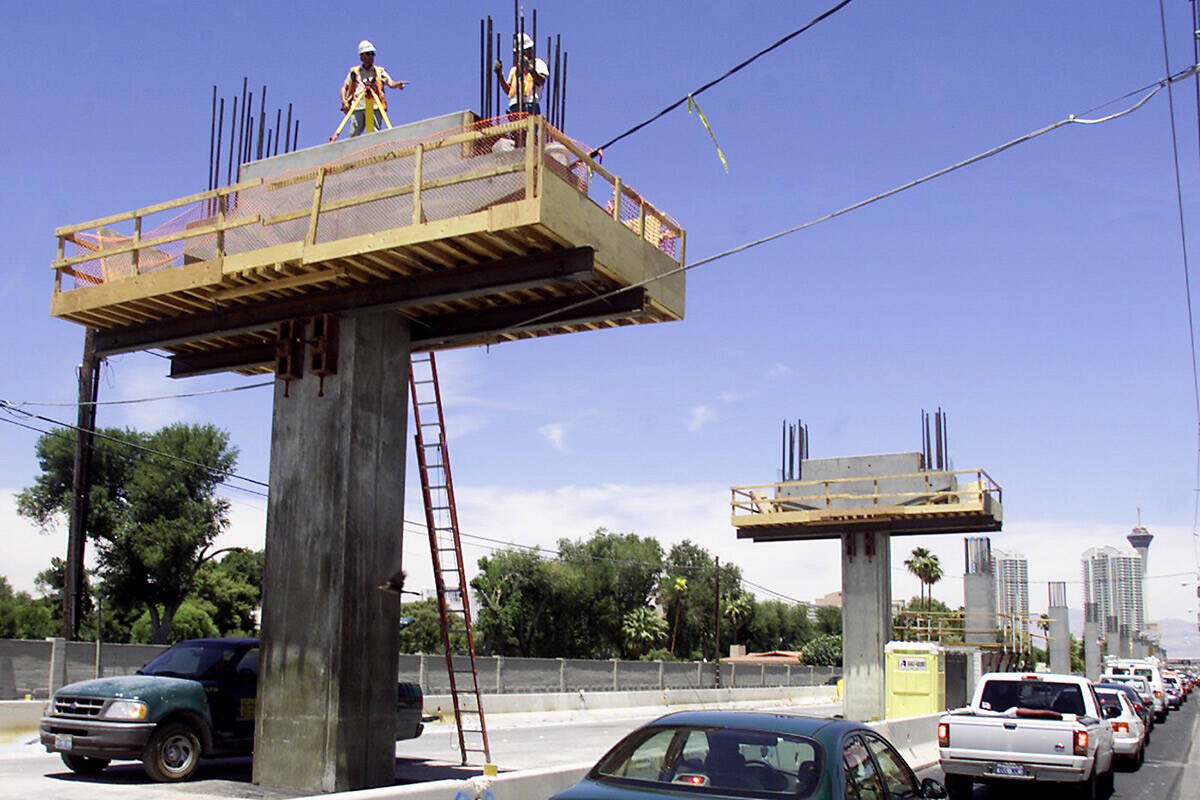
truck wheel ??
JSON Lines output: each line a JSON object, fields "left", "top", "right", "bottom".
{"left": 61, "top": 753, "right": 110, "bottom": 774}
{"left": 1076, "top": 770, "right": 1097, "bottom": 800}
{"left": 944, "top": 774, "right": 972, "bottom": 800}
{"left": 141, "top": 722, "right": 201, "bottom": 782}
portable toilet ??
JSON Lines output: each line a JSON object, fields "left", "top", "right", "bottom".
{"left": 885, "top": 641, "right": 945, "bottom": 718}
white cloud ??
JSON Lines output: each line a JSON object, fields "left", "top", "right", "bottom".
{"left": 1, "top": 489, "right": 83, "bottom": 594}
{"left": 539, "top": 422, "right": 569, "bottom": 452}
{"left": 685, "top": 404, "right": 716, "bottom": 431}
{"left": 766, "top": 363, "right": 793, "bottom": 380}
{"left": 718, "top": 391, "right": 751, "bottom": 404}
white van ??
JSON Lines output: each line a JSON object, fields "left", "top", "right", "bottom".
{"left": 1103, "top": 659, "right": 1167, "bottom": 721}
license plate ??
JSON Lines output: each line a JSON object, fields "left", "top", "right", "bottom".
{"left": 993, "top": 763, "right": 1026, "bottom": 777}
{"left": 53, "top": 734, "right": 73, "bottom": 752}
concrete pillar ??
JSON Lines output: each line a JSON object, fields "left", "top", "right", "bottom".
{"left": 963, "top": 538, "right": 996, "bottom": 646}
{"left": 1083, "top": 603, "right": 1101, "bottom": 682}
{"left": 1118, "top": 624, "right": 1132, "bottom": 659}
{"left": 253, "top": 311, "right": 410, "bottom": 793}
{"left": 1104, "top": 616, "right": 1119, "bottom": 659}
{"left": 842, "top": 530, "right": 891, "bottom": 721}
{"left": 495, "top": 655, "right": 504, "bottom": 694}
{"left": 1047, "top": 582, "right": 1070, "bottom": 674}
{"left": 46, "top": 637, "right": 68, "bottom": 697}
{"left": 561, "top": 658, "right": 569, "bottom": 692}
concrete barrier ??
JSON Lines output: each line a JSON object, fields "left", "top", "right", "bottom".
{"left": 292, "top": 763, "right": 593, "bottom": 800}
{"left": 0, "top": 700, "right": 44, "bottom": 743}
{"left": 421, "top": 684, "right": 837, "bottom": 717}
{"left": 867, "top": 713, "right": 941, "bottom": 770}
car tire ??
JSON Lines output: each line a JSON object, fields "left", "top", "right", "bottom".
{"left": 1101, "top": 764, "right": 1115, "bottom": 796}
{"left": 1077, "top": 770, "right": 1098, "bottom": 800}
{"left": 1136, "top": 744, "right": 1145, "bottom": 768}
{"left": 61, "top": 753, "right": 110, "bottom": 774}
{"left": 141, "top": 722, "right": 202, "bottom": 782}
{"left": 945, "top": 773, "right": 972, "bottom": 800}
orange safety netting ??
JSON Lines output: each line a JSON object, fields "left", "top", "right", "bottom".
{"left": 58, "top": 115, "right": 682, "bottom": 291}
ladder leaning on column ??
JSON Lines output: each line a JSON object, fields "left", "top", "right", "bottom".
{"left": 408, "top": 352, "right": 492, "bottom": 766}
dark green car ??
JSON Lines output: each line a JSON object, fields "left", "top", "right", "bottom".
{"left": 40, "top": 638, "right": 423, "bottom": 781}
{"left": 552, "top": 710, "right": 946, "bottom": 800}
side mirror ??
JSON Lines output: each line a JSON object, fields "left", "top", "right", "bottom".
{"left": 920, "top": 778, "right": 948, "bottom": 799}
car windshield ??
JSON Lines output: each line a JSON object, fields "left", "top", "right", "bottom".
{"left": 139, "top": 641, "right": 245, "bottom": 680}
{"left": 594, "top": 724, "right": 824, "bottom": 797}
{"left": 979, "top": 679, "right": 1086, "bottom": 716}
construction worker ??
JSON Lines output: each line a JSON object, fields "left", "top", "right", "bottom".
{"left": 493, "top": 33, "right": 548, "bottom": 117}
{"left": 340, "top": 40, "right": 407, "bottom": 137}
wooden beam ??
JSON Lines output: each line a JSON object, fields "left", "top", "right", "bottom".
{"left": 96, "top": 246, "right": 595, "bottom": 356}
{"left": 166, "top": 286, "right": 647, "bottom": 378}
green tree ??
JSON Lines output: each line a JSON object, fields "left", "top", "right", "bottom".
{"left": 397, "top": 598, "right": 466, "bottom": 653}
{"left": 905, "top": 547, "right": 945, "bottom": 609}
{"left": 0, "top": 577, "right": 58, "bottom": 639}
{"left": 657, "top": 541, "right": 743, "bottom": 660}
{"left": 471, "top": 548, "right": 578, "bottom": 656}
{"left": 621, "top": 606, "right": 668, "bottom": 658}
{"left": 723, "top": 591, "right": 753, "bottom": 647}
{"left": 744, "top": 600, "right": 816, "bottom": 652}
{"left": 802, "top": 633, "right": 842, "bottom": 666}
{"left": 18, "top": 423, "right": 239, "bottom": 644}
{"left": 189, "top": 549, "right": 263, "bottom": 636}
{"left": 130, "top": 600, "right": 219, "bottom": 643}
{"left": 816, "top": 606, "right": 842, "bottom": 636}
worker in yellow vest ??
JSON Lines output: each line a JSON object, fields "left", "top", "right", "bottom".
{"left": 493, "top": 33, "right": 548, "bottom": 117}
{"left": 340, "top": 40, "right": 408, "bottom": 137}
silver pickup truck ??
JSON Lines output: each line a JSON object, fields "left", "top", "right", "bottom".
{"left": 938, "top": 672, "right": 1115, "bottom": 800}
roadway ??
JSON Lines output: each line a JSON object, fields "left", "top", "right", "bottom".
{"left": 0, "top": 698, "right": 1194, "bottom": 799}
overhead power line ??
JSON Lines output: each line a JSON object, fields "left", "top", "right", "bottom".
{"left": 592, "top": 0, "right": 856, "bottom": 155}
{"left": 5, "top": 380, "right": 273, "bottom": 408}
{"left": 467, "top": 64, "right": 1200, "bottom": 346}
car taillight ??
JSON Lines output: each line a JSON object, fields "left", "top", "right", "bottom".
{"left": 1155, "top": 690, "right": 1163, "bottom": 698}
{"left": 938, "top": 723, "right": 950, "bottom": 747}
{"left": 1074, "top": 730, "right": 1089, "bottom": 756}
{"left": 1113, "top": 722, "right": 1129, "bottom": 734}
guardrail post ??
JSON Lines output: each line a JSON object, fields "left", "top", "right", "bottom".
{"left": 216, "top": 194, "right": 227, "bottom": 257}
{"left": 612, "top": 177, "right": 622, "bottom": 221}
{"left": 696, "top": 660, "right": 703, "bottom": 687}
{"left": 612, "top": 659, "right": 619, "bottom": 691}
{"left": 305, "top": 167, "right": 327, "bottom": 247}
{"left": 495, "top": 654, "right": 504, "bottom": 694}
{"left": 524, "top": 116, "right": 537, "bottom": 199}
{"left": 54, "top": 239, "right": 64, "bottom": 293}
{"left": 658, "top": 660, "right": 664, "bottom": 690}
{"left": 761, "top": 664, "right": 766, "bottom": 687}
{"left": 411, "top": 143, "right": 424, "bottom": 225}
{"left": 785, "top": 664, "right": 792, "bottom": 687}
{"left": 418, "top": 652, "right": 427, "bottom": 694}
{"left": 730, "top": 662, "right": 736, "bottom": 688}
{"left": 558, "top": 658, "right": 567, "bottom": 692}
{"left": 46, "top": 637, "right": 68, "bottom": 698}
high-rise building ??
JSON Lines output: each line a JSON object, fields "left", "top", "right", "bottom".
{"left": 1081, "top": 545, "right": 1145, "bottom": 635}
{"left": 991, "top": 549, "right": 1030, "bottom": 635}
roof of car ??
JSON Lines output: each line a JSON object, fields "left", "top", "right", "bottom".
{"left": 181, "top": 637, "right": 258, "bottom": 646}
{"left": 647, "top": 710, "right": 864, "bottom": 740}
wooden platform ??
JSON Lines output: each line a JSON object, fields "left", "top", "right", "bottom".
{"left": 731, "top": 469, "right": 1003, "bottom": 541}
{"left": 50, "top": 116, "right": 685, "bottom": 376}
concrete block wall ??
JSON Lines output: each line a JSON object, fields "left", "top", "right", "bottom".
{"left": 0, "top": 639, "right": 166, "bottom": 699}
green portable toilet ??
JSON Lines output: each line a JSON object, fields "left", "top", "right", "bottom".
{"left": 885, "top": 641, "right": 945, "bottom": 718}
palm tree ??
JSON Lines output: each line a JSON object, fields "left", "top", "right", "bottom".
{"left": 622, "top": 606, "right": 667, "bottom": 658}
{"left": 722, "top": 592, "right": 753, "bottom": 646}
{"left": 664, "top": 576, "right": 688, "bottom": 656}
{"left": 904, "top": 547, "right": 934, "bottom": 608}
{"left": 922, "top": 554, "right": 944, "bottom": 607}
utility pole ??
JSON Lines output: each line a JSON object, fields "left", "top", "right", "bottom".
{"left": 63, "top": 328, "right": 100, "bottom": 640}
{"left": 714, "top": 556, "right": 721, "bottom": 688}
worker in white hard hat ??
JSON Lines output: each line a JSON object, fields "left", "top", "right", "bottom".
{"left": 340, "top": 39, "right": 408, "bottom": 137}
{"left": 493, "top": 33, "right": 548, "bottom": 117}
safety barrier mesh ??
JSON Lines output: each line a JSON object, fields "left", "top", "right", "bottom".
{"left": 57, "top": 114, "right": 682, "bottom": 292}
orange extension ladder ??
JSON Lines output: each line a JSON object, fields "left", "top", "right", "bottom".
{"left": 407, "top": 352, "right": 492, "bottom": 766}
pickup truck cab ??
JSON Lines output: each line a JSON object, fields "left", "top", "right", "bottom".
{"left": 40, "top": 638, "right": 423, "bottom": 781}
{"left": 938, "top": 672, "right": 1114, "bottom": 800}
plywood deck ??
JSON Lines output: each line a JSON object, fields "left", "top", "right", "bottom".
{"left": 50, "top": 116, "right": 685, "bottom": 375}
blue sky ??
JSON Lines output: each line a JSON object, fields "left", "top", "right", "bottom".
{"left": 3, "top": 1, "right": 1200, "bottom": 653}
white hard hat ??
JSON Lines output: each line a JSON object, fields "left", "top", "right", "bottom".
{"left": 515, "top": 33, "right": 534, "bottom": 51}
{"left": 358, "top": 39, "right": 376, "bottom": 55}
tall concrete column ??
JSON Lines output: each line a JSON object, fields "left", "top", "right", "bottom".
{"left": 1118, "top": 624, "right": 1132, "bottom": 659}
{"left": 1047, "top": 582, "right": 1070, "bottom": 674}
{"left": 1104, "top": 616, "right": 1118, "bottom": 658}
{"left": 254, "top": 311, "right": 411, "bottom": 793}
{"left": 1083, "top": 603, "right": 1100, "bottom": 681}
{"left": 842, "top": 530, "right": 891, "bottom": 721}
{"left": 963, "top": 538, "right": 996, "bottom": 646}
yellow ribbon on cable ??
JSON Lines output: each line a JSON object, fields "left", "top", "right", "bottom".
{"left": 687, "top": 94, "right": 729, "bottom": 173}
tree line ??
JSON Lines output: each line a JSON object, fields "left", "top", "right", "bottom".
{"left": 5, "top": 423, "right": 843, "bottom": 663}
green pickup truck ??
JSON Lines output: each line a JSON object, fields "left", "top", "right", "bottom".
{"left": 39, "top": 637, "right": 424, "bottom": 781}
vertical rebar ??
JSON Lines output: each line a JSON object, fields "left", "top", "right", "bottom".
{"left": 532, "top": 9, "right": 538, "bottom": 114}
{"left": 560, "top": 51, "right": 568, "bottom": 130}
{"left": 214, "top": 97, "right": 224, "bottom": 192}
{"left": 236, "top": 78, "right": 248, "bottom": 175}
{"left": 294, "top": 119, "right": 300, "bottom": 150}
{"left": 942, "top": 409, "right": 949, "bottom": 469}
{"left": 553, "top": 35, "right": 562, "bottom": 128}
{"left": 284, "top": 103, "right": 293, "bottom": 152}
{"left": 935, "top": 409, "right": 944, "bottom": 470}
{"left": 257, "top": 86, "right": 267, "bottom": 160}
{"left": 245, "top": 117, "right": 254, "bottom": 165}
{"left": 208, "top": 85, "right": 217, "bottom": 192}
{"left": 518, "top": 7, "right": 526, "bottom": 115}
{"left": 486, "top": 18, "right": 494, "bottom": 118}
{"left": 479, "top": 18, "right": 486, "bottom": 118}
{"left": 226, "top": 96, "right": 237, "bottom": 185}
{"left": 781, "top": 420, "right": 786, "bottom": 480}
{"left": 273, "top": 109, "right": 282, "bottom": 156}
{"left": 496, "top": 32, "right": 502, "bottom": 115}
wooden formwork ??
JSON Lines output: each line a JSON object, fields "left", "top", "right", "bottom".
{"left": 50, "top": 116, "right": 686, "bottom": 376}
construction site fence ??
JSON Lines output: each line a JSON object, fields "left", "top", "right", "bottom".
{"left": 398, "top": 653, "right": 838, "bottom": 695}
{"left": 52, "top": 114, "right": 684, "bottom": 292}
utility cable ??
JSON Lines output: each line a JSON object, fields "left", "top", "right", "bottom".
{"left": 466, "top": 65, "right": 1200, "bottom": 345}
{"left": 1157, "top": 1, "right": 1200, "bottom": 574}
{"left": 0, "top": 401, "right": 269, "bottom": 490}
{"left": 5, "top": 380, "right": 273, "bottom": 408}
{"left": 591, "top": 0, "right": 856, "bottom": 155}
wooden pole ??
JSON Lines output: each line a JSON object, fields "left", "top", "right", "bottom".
{"left": 64, "top": 329, "right": 99, "bottom": 640}
{"left": 714, "top": 556, "right": 721, "bottom": 688}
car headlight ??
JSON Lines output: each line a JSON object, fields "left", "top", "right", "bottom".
{"left": 102, "top": 700, "right": 148, "bottom": 720}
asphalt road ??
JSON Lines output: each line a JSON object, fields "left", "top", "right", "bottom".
{"left": 920, "top": 697, "right": 1200, "bottom": 800}
{"left": 0, "top": 701, "right": 838, "bottom": 800}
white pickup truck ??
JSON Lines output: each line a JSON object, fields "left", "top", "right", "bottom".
{"left": 938, "top": 672, "right": 1115, "bottom": 800}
